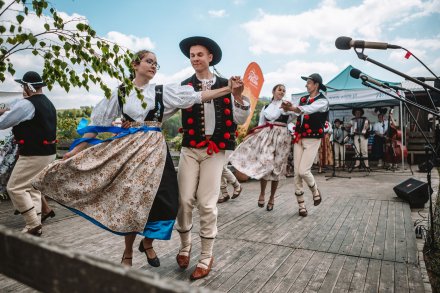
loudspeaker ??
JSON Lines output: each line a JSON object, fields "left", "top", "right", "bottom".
{"left": 393, "top": 178, "right": 431, "bottom": 208}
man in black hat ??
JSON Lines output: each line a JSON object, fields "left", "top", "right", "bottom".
{"left": 281, "top": 73, "right": 329, "bottom": 217}
{"left": 350, "top": 108, "right": 370, "bottom": 170}
{"left": 332, "top": 118, "right": 346, "bottom": 168}
{"left": 175, "top": 36, "right": 250, "bottom": 280}
{"left": 0, "top": 71, "right": 57, "bottom": 236}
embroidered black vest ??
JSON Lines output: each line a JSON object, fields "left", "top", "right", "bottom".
{"left": 12, "top": 94, "right": 57, "bottom": 156}
{"left": 295, "top": 93, "right": 328, "bottom": 139}
{"left": 181, "top": 74, "right": 237, "bottom": 150}
{"left": 118, "top": 85, "right": 164, "bottom": 122}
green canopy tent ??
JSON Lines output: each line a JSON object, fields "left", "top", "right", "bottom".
{"left": 291, "top": 65, "right": 407, "bottom": 169}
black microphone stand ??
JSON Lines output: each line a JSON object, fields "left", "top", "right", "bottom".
{"left": 354, "top": 49, "right": 440, "bottom": 95}
{"left": 326, "top": 127, "right": 351, "bottom": 181}
{"left": 362, "top": 81, "right": 436, "bottom": 248}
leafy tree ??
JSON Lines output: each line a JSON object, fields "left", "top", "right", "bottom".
{"left": 0, "top": 0, "right": 143, "bottom": 103}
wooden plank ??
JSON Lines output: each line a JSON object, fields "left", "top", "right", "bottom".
{"left": 407, "top": 263, "right": 425, "bottom": 293}
{"left": 215, "top": 244, "right": 275, "bottom": 292}
{"left": 302, "top": 253, "right": 337, "bottom": 293}
{"left": 394, "top": 262, "right": 410, "bottom": 293}
{"left": 317, "top": 254, "right": 346, "bottom": 293}
{"left": 371, "top": 201, "right": 389, "bottom": 260}
{"left": 384, "top": 201, "right": 396, "bottom": 262}
{"left": 403, "top": 204, "right": 418, "bottom": 264}
{"left": 339, "top": 199, "right": 369, "bottom": 256}
{"left": 332, "top": 256, "right": 358, "bottom": 293}
{"left": 328, "top": 199, "right": 366, "bottom": 254}
{"left": 360, "top": 201, "right": 382, "bottom": 259}
{"left": 193, "top": 239, "right": 255, "bottom": 288}
{"left": 350, "top": 200, "right": 375, "bottom": 256}
{"left": 206, "top": 242, "right": 266, "bottom": 291}
{"left": 378, "top": 261, "right": 395, "bottom": 293}
{"left": 348, "top": 258, "right": 369, "bottom": 293}
{"left": 363, "top": 259, "right": 381, "bottom": 293}
{"left": 273, "top": 249, "right": 315, "bottom": 293}
{"left": 300, "top": 197, "right": 351, "bottom": 252}
{"left": 286, "top": 251, "right": 329, "bottom": 293}
{"left": 279, "top": 197, "right": 346, "bottom": 249}
{"left": 227, "top": 246, "right": 292, "bottom": 293}
{"left": 318, "top": 198, "right": 355, "bottom": 252}
{"left": 394, "top": 202, "right": 408, "bottom": 263}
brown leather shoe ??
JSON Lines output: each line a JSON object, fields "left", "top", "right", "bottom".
{"left": 231, "top": 185, "right": 242, "bottom": 199}
{"left": 299, "top": 207, "right": 308, "bottom": 217}
{"left": 176, "top": 249, "right": 191, "bottom": 269}
{"left": 23, "top": 224, "right": 42, "bottom": 237}
{"left": 313, "top": 189, "right": 322, "bottom": 206}
{"left": 190, "top": 257, "right": 214, "bottom": 280}
{"left": 217, "top": 195, "right": 230, "bottom": 204}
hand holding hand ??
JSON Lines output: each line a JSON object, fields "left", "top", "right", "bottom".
{"left": 231, "top": 76, "right": 244, "bottom": 101}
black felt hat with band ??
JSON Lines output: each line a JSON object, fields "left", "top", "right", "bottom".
{"left": 15, "top": 71, "right": 46, "bottom": 91}
{"left": 352, "top": 107, "right": 364, "bottom": 116}
{"left": 301, "top": 73, "right": 327, "bottom": 92}
{"left": 179, "top": 36, "right": 222, "bottom": 66}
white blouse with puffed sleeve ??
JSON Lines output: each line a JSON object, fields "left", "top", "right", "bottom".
{"left": 91, "top": 83, "right": 202, "bottom": 126}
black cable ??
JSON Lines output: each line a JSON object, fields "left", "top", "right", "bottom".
{"left": 401, "top": 47, "right": 440, "bottom": 81}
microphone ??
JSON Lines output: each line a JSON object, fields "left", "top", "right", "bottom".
{"left": 350, "top": 68, "right": 389, "bottom": 89}
{"left": 335, "top": 36, "right": 401, "bottom": 50}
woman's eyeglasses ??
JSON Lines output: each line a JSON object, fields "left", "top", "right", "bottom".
{"left": 143, "top": 59, "right": 160, "bottom": 70}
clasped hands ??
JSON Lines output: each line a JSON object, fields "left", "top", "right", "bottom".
{"left": 280, "top": 100, "right": 301, "bottom": 113}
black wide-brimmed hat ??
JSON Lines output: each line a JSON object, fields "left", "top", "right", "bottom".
{"left": 352, "top": 107, "right": 364, "bottom": 116}
{"left": 15, "top": 71, "right": 46, "bottom": 91}
{"left": 301, "top": 73, "right": 327, "bottom": 91}
{"left": 179, "top": 36, "right": 222, "bottom": 66}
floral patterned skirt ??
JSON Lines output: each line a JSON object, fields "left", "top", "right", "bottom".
{"left": 230, "top": 125, "right": 292, "bottom": 181}
{"left": 0, "top": 134, "right": 18, "bottom": 200}
{"left": 33, "top": 130, "right": 179, "bottom": 240}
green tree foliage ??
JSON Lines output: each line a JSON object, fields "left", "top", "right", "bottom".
{"left": 162, "top": 111, "right": 181, "bottom": 140}
{"left": 56, "top": 116, "right": 79, "bottom": 139}
{"left": 0, "top": 0, "right": 143, "bottom": 103}
{"left": 249, "top": 98, "right": 270, "bottom": 129}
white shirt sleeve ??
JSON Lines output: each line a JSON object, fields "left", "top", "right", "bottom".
{"left": 232, "top": 95, "right": 251, "bottom": 125}
{"left": 0, "top": 99, "right": 35, "bottom": 129}
{"left": 90, "top": 90, "right": 122, "bottom": 126}
{"left": 263, "top": 101, "right": 283, "bottom": 121}
{"left": 298, "top": 98, "right": 329, "bottom": 115}
{"left": 258, "top": 106, "right": 267, "bottom": 126}
{"left": 162, "top": 83, "right": 202, "bottom": 121}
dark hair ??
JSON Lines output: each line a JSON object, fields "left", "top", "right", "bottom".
{"left": 271, "top": 84, "right": 285, "bottom": 101}
{"left": 129, "top": 50, "right": 154, "bottom": 79}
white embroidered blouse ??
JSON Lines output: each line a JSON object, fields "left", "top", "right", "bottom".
{"left": 91, "top": 83, "right": 202, "bottom": 126}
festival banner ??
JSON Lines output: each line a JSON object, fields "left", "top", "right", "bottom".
{"left": 237, "top": 62, "right": 264, "bottom": 136}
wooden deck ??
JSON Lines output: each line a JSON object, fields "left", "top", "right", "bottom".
{"left": 0, "top": 168, "right": 431, "bottom": 292}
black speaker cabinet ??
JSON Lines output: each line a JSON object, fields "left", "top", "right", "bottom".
{"left": 393, "top": 178, "right": 431, "bottom": 208}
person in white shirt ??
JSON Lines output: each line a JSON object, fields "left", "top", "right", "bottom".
{"left": 372, "top": 112, "right": 388, "bottom": 167}
{"left": 175, "top": 36, "right": 250, "bottom": 280}
{"left": 281, "top": 73, "right": 329, "bottom": 217}
{"left": 32, "top": 49, "right": 241, "bottom": 268}
{"left": 332, "top": 119, "right": 346, "bottom": 168}
{"left": 230, "top": 84, "right": 294, "bottom": 211}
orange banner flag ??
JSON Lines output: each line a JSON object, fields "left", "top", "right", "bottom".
{"left": 237, "top": 62, "right": 264, "bottom": 136}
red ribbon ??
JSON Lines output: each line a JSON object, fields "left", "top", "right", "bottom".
{"left": 196, "top": 139, "right": 219, "bottom": 155}
{"left": 248, "top": 122, "right": 281, "bottom": 135}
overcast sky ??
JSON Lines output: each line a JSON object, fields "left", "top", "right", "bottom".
{"left": 1, "top": 0, "right": 439, "bottom": 109}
